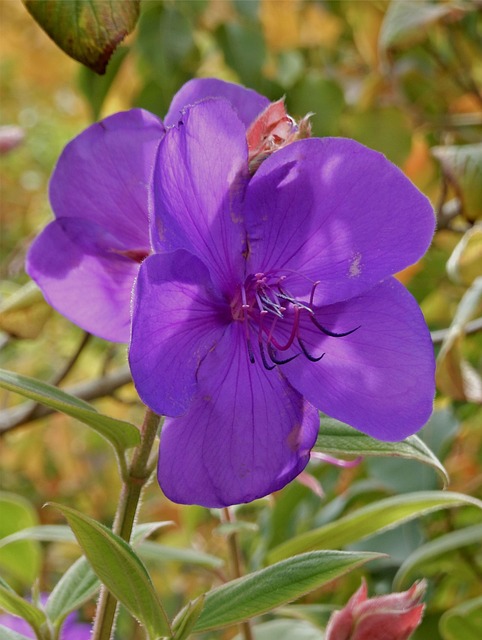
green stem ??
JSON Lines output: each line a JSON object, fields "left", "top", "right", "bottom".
{"left": 221, "top": 508, "right": 254, "bottom": 640}
{"left": 92, "top": 408, "right": 161, "bottom": 640}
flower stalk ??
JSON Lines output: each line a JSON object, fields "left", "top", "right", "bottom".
{"left": 92, "top": 408, "right": 161, "bottom": 640}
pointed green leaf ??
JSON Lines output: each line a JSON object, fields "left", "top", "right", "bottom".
{"left": 46, "top": 556, "right": 100, "bottom": 624}
{"left": 0, "top": 368, "right": 139, "bottom": 452}
{"left": 314, "top": 417, "right": 449, "bottom": 486}
{"left": 138, "top": 540, "right": 224, "bottom": 570}
{"left": 394, "top": 523, "right": 482, "bottom": 590}
{"left": 267, "top": 492, "right": 482, "bottom": 564}
{"left": 172, "top": 596, "right": 205, "bottom": 640}
{"left": 50, "top": 503, "right": 171, "bottom": 639}
{"left": 0, "top": 525, "right": 75, "bottom": 549}
{"left": 193, "top": 551, "right": 380, "bottom": 633}
{"left": 0, "top": 587, "right": 46, "bottom": 638}
{"left": 0, "top": 493, "right": 41, "bottom": 587}
{"left": 23, "top": 0, "right": 140, "bottom": 74}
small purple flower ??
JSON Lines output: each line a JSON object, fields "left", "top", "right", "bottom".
{"left": 129, "top": 98, "right": 436, "bottom": 508}
{"left": 26, "top": 80, "right": 269, "bottom": 342}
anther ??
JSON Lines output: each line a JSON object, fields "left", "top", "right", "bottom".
{"left": 298, "top": 337, "right": 325, "bottom": 362}
{"left": 310, "top": 315, "right": 361, "bottom": 338}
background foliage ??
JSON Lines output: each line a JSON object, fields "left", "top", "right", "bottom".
{"left": 1, "top": 1, "right": 481, "bottom": 638}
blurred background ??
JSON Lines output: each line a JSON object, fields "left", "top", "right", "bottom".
{"left": 1, "top": 1, "right": 481, "bottom": 638}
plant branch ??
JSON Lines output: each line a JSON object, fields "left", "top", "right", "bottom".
{"left": 221, "top": 508, "right": 254, "bottom": 640}
{"left": 92, "top": 408, "right": 162, "bottom": 640}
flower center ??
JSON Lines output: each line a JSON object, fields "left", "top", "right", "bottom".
{"left": 231, "top": 272, "right": 359, "bottom": 370}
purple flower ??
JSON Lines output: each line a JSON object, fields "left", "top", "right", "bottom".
{"left": 26, "top": 80, "right": 269, "bottom": 342}
{"left": 129, "top": 98, "right": 436, "bottom": 508}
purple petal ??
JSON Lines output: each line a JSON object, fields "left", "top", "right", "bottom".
{"left": 164, "top": 78, "right": 269, "bottom": 128}
{"left": 129, "top": 251, "right": 229, "bottom": 417}
{"left": 27, "top": 218, "right": 141, "bottom": 342}
{"left": 282, "top": 278, "right": 435, "bottom": 441}
{"left": 0, "top": 613, "right": 35, "bottom": 637}
{"left": 244, "top": 138, "right": 435, "bottom": 305}
{"left": 50, "top": 109, "right": 164, "bottom": 248}
{"left": 152, "top": 99, "right": 248, "bottom": 293}
{"left": 158, "top": 322, "right": 319, "bottom": 507}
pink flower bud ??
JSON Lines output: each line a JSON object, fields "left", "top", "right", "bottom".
{"left": 325, "top": 579, "right": 426, "bottom": 640}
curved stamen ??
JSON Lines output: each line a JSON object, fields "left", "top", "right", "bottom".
{"left": 259, "top": 341, "right": 276, "bottom": 370}
{"left": 310, "top": 314, "right": 361, "bottom": 338}
{"left": 267, "top": 342, "right": 299, "bottom": 365}
{"left": 298, "top": 337, "right": 324, "bottom": 362}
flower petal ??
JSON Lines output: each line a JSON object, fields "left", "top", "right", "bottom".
{"left": 164, "top": 78, "right": 269, "bottom": 128}
{"left": 129, "top": 251, "right": 229, "bottom": 417}
{"left": 26, "top": 218, "right": 142, "bottom": 342}
{"left": 157, "top": 322, "right": 319, "bottom": 507}
{"left": 50, "top": 109, "right": 164, "bottom": 248}
{"left": 152, "top": 99, "right": 248, "bottom": 293}
{"left": 245, "top": 138, "right": 435, "bottom": 305}
{"left": 282, "top": 278, "right": 435, "bottom": 441}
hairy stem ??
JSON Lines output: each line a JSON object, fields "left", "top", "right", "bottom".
{"left": 221, "top": 508, "right": 254, "bottom": 640}
{"left": 92, "top": 408, "right": 161, "bottom": 640}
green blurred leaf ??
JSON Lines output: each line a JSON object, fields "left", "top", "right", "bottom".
{"left": 314, "top": 416, "right": 449, "bottom": 486}
{"left": 288, "top": 74, "right": 345, "bottom": 137}
{"left": 23, "top": 0, "right": 140, "bottom": 74}
{"left": 0, "top": 626, "right": 35, "bottom": 640}
{"left": 379, "top": 0, "right": 463, "bottom": 51}
{"left": 447, "top": 225, "right": 482, "bottom": 285}
{"left": 394, "top": 523, "right": 482, "bottom": 589}
{"left": 267, "top": 492, "right": 482, "bottom": 564}
{"left": 0, "top": 368, "right": 140, "bottom": 453}
{"left": 276, "top": 604, "right": 335, "bottom": 630}
{"left": 0, "top": 281, "right": 51, "bottom": 339}
{"left": 78, "top": 45, "right": 130, "bottom": 119}
{"left": 433, "top": 144, "right": 482, "bottom": 221}
{"left": 440, "top": 596, "right": 482, "bottom": 640}
{"left": 216, "top": 22, "right": 267, "bottom": 90}
{"left": 46, "top": 556, "right": 100, "bottom": 625}
{"left": 234, "top": 619, "right": 324, "bottom": 640}
{"left": 0, "top": 587, "right": 46, "bottom": 638}
{"left": 193, "top": 551, "right": 380, "bottom": 632}
{"left": 0, "top": 525, "right": 75, "bottom": 549}
{"left": 138, "top": 541, "right": 224, "bottom": 570}
{"left": 51, "top": 503, "right": 171, "bottom": 639}
{"left": 0, "top": 493, "right": 41, "bottom": 588}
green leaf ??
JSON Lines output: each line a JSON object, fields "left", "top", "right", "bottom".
{"left": 172, "top": 596, "right": 205, "bottom": 640}
{"left": 0, "top": 281, "right": 50, "bottom": 339}
{"left": 0, "top": 626, "right": 36, "bottom": 640}
{"left": 394, "top": 523, "right": 482, "bottom": 589}
{"left": 23, "top": 0, "right": 140, "bottom": 74}
{"left": 0, "top": 493, "right": 41, "bottom": 587}
{"left": 0, "top": 587, "right": 46, "bottom": 638}
{"left": 46, "top": 556, "right": 100, "bottom": 625}
{"left": 233, "top": 619, "right": 324, "bottom": 640}
{"left": 314, "top": 417, "right": 449, "bottom": 486}
{"left": 276, "top": 604, "right": 335, "bottom": 631}
{"left": 0, "top": 525, "right": 75, "bottom": 550}
{"left": 267, "top": 492, "right": 482, "bottom": 564}
{"left": 193, "top": 551, "right": 379, "bottom": 633}
{"left": 379, "top": 0, "right": 463, "bottom": 51}
{"left": 51, "top": 503, "right": 171, "bottom": 639}
{"left": 138, "top": 541, "right": 224, "bottom": 570}
{"left": 0, "top": 368, "right": 140, "bottom": 453}
{"left": 432, "top": 144, "right": 482, "bottom": 221}
{"left": 440, "top": 596, "right": 482, "bottom": 640}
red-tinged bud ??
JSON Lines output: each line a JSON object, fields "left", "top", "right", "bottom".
{"left": 0, "top": 125, "right": 24, "bottom": 155}
{"left": 325, "top": 579, "right": 426, "bottom": 640}
{"left": 247, "top": 98, "right": 311, "bottom": 173}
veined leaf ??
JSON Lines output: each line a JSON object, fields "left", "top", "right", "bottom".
{"left": 267, "top": 492, "right": 482, "bottom": 564}
{"left": 0, "top": 368, "right": 139, "bottom": 453}
{"left": 51, "top": 503, "right": 171, "bottom": 639}
{"left": 314, "top": 417, "right": 448, "bottom": 486}
{"left": 23, "top": 0, "right": 140, "bottom": 74}
{"left": 193, "top": 551, "right": 380, "bottom": 633}
{"left": 394, "top": 523, "right": 482, "bottom": 589}
{"left": 46, "top": 556, "right": 100, "bottom": 625}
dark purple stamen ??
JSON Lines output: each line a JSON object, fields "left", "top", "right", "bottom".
{"left": 310, "top": 315, "right": 361, "bottom": 338}
{"left": 298, "top": 337, "right": 324, "bottom": 362}
{"left": 267, "top": 343, "right": 299, "bottom": 365}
